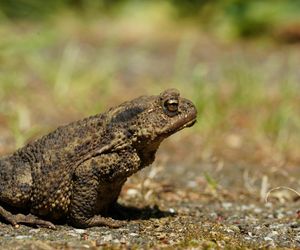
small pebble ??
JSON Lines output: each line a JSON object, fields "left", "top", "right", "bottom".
{"left": 266, "top": 231, "right": 279, "bottom": 238}
{"left": 126, "top": 189, "right": 139, "bottom": 197}
{"left": 229, "top": 225, "right": 240, "bottom": 233}
{"left": 254, "top": 208, "right": 262, "bottom": 214}
{"left": 15, "top": 235, "right": 32, "bottom": 239}
{"left": 265, "top": 202, "right": 273, "bottom": 208}
{"left": 120, "top": 237, "right": 127, "bottom": 244}
{"left": 222, "top": 202, "right": 232, "bottom": 209}
{"left": 74, "top": 229, "right": 85, "bottom": 234}
{"left": 112, "top": 239, "right": 120, "bottom": 244}
{"left": 29, "top": 229, "right": 40, "bottom": 234}
{"left": 102, "top": 234, "right": 113, "bottom": 242}
{"left": 169, "top": 208, "right": 176, "bottom": 213}
{"left": 81, "top": 233, "right": 89, "bottom": 240}
{"left": 264, "top": 236, "right": 274, "bottom": 242}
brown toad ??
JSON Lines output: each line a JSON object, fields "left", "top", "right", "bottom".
{"left": 0, "top": 89, "right": 197, "bottom": 228}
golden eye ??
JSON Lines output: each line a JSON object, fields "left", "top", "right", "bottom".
{"left": 164, "top": 99, "right": 179, "bottom": 116}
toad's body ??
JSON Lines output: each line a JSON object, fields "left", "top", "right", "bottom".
{"left": 0, "top": 89, "right": 197, "bottom": 228}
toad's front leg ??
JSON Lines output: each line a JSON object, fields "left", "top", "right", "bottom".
{"left": 68, "top": 151, "right": 140, "bottom": 228}
{"left": 67, "top": 174, "right": 125, "bottom": 228}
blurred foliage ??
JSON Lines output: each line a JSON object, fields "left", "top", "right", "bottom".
{"left": 1, "top": 0, "right": 300, "bottom": 38}
{"left": 0, "top": 0, "right": 299, "bottom": 162}
{"left": 170, "top": 0, "right": 300, "bottom": 37}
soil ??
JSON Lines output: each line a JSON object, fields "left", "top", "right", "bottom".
{"left": 0, "top": 136, "right": 299, "bottom": 249}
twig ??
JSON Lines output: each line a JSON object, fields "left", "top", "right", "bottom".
{"left": 265, "top": 186, "right": 300, "bottom": 203}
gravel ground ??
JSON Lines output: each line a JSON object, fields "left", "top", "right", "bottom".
{"left": 0, "top": 199, "right": 299, "bottom": 249}
{"left": 0, "top": 146, "right": 299, "bottom": 249}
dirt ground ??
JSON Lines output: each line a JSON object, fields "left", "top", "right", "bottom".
{"left": 0, "top": 135, "right": 299, "bottom": 249}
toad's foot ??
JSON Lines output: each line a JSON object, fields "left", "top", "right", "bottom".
{"left": 0, "top": 206, "right": 56, "bottom": 229}
{"left": 71, "top": 215, "right": 126, "bottom": 228}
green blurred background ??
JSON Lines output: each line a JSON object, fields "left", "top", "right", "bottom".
{"left": 0, "top": 0, "right": 300, "bottom": 165}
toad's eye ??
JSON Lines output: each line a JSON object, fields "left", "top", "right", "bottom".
{"left": 164, "top": 99, "right": 179, "bottom": 116}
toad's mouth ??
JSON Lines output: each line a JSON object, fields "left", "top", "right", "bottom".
{"left": 162, "top": 110, "right": 197, "bottom": 136}
{"left": 182, "top": 117, "right": 197, "bottom": 128}
{"left": 175, "top": 114, "right": 197, "bottom": 131}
